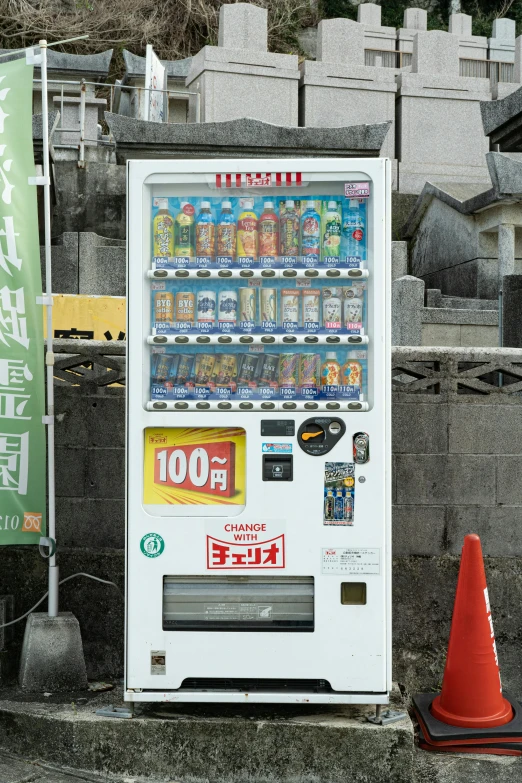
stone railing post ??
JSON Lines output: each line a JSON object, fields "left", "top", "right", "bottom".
{"left": 392, "top": 275, "right": 425, "bottom": 346}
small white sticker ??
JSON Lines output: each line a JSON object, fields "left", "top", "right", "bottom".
{"left": 248, "top": 279, "right": 262, "bottom": 287}
{"left": 249, "top": 345, "right": 264, "bottom": 353}
{"left": 321, "top": 548, "right": 380, "bottom": 575}
{"left": 151, "top": 650, "right": 166, "bottom": 675}
{"left": 151, "top": 281, "right": 166, "bottom": 290}
{"left": 296, "top": 278, "right": 312, "bottom": 288}
{"left": 344, "top": 182, "right": 371, "bottom": 199}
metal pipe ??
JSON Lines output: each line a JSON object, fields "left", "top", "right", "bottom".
{"left": 39, "top": 40, "right": 58, "bottom": 618}
{"left": 79, "top": 79, "right": 86, "bottom": 165}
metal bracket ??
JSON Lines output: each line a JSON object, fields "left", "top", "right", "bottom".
{"left": 367, "top": 708, "right": 408, "bottom": 726}
{"left": 42, "top": 415, "right": 54, "bottom": 425}
{"left": 96, "top": 705, "right": 134, "bottom": 719}
{"left": 36, "top": 295, "right": 53, "bottom": 306}
{"left": 38, "top": 536, "right": 56, "bottom": 558}
{"left": 28, "top": 176, "right": 50, "bottom": 186}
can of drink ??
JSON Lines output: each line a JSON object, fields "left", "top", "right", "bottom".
{"left": 258, "top": 353, "right": 280, "bottom": 385}
{"left": 152, "top": 353, "right": 172, "bottom": 382}
{"left": 343, "top": 290, "right": 363, "bottom": 325}
{"left": 218, "top": 290, "right": 238, "bottom": 327}
{"left": 237, "top": 353, "right": 259, "bottom": 384}
{"left": 175, "top": 292, "right": 195, "bottom": 322}
{"left": 195, "top": 354, "right": 216, "bottom": 386}
{"left": 166, "top": 354, "right": 180, "bottom": 385}
{"left": 239, "top": 288, "right": 256, "bottom": 325}
{"left": 322, "top": 287, "right": 342, "bottom": 329}
{"left": 279, "top": 353, "right": 298, "bottom": 387}
{"left": 281, "top": 289, "right": 300, "bottom": 328}
{"left": 197, "top": 291, "right": 216, "bottom": 325}
{"left": 215, "top": 354, "right": 237, "bottom": 386}
{"left": 175, "top": 354, "right": 194, "bottom": 384}
{"left": 300, "top": 354, "right": 320, "bottom": 387}
{"left": 302, "top": 289, "right": 321, "bottom": 328}
{"left": 154, "top": 292, "right": 174, "bottom": 323}
{"left": 260, "top": 288, "right": 277, "bottom": 325}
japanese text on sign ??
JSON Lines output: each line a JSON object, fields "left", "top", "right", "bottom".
{"left": 155, "top": 441, "right": 236, "bottom": 497}
{"left": 344, "top": 182, "right": 371, "bottom": 199}
{"left": 207, "top": 534, "right": 285, "bottom": 569}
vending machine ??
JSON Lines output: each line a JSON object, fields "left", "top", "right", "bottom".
{"left": 126, "top": 158, "right": 391, "bottom": 704}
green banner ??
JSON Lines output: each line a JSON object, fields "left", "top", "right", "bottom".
{"left": 0, "top": 55, "right": 46, "bottom": 544}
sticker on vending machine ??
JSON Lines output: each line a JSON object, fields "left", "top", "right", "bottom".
{"left": 323, "top": 462, "right": 355, "bottom": 526}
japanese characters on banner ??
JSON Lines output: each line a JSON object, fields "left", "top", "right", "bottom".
{"left": 143, "top": 427, "right": 246, "bottom": 507}
{"left": 0, "top": 55, "right": 46, "bottom": 544}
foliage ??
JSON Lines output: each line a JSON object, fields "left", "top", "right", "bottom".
{"left": 0, "top": 0, "right": 318, "bottom": 75}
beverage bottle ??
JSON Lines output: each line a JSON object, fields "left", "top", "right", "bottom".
{"left": 323, "top": 201, "right": 342, "bottom": 261}
{"left": 322, "top": 287, "right": 342, "bottom": 330}
{"left": 174, "top": 201, "right": 195, "bottom": 261}
{"left": 153, "top": 198, "right": 174, "bottom": 258}
{"left": 344, "top": 492, "right": 353, "bottom": 523}
{"left": 195, "top": 201, "right": 215, "bottom": 262}
{"left": 237, "top": 199, "right": 258, "bottom": 263}
{"left": 258, "top": 201, "right": 279, "bottom": 265}
{"left": 216, "top": 201, "right": 236, "bottom": 263}
{"left": 341, "top": 351, "right": 363, "bottom": 391}
{"left": 320, "top": 352, "right": 341, "bottom": 387}
{"left": 301, "top": 200, "right": 321, "bottom": 265}
{"left": 335, "top": 490, "right": 344, "bottom": 521}
{"left": 343, "top": 199, "right": 365, "bottom": 261}
{"left": 280, "top": 200, "right": 300, "bottom": 259}
{"left": 324, "top": 490, "right": 335, "bottom": 521}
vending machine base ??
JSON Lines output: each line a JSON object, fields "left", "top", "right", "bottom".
{"left": 125, "top": 690, "right": 390, "bottom": 705}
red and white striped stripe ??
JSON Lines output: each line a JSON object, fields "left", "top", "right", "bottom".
{"left": 214, "top": 172, "right": 304, "bottom": 189}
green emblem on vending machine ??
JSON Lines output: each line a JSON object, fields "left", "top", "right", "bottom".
{"left": 140, "top": 533, "right": 165, "bottom": 558}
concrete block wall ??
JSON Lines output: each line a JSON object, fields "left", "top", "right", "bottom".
{"left": 2, "top": 378, "right": 519, "bottom": 693}
{"left": 392, "top": 393, "right": 522, "bottom": 694}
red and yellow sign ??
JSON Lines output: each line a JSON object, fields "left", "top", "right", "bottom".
{"left": 144, "top": 427, "right": 246, "bottom": 506}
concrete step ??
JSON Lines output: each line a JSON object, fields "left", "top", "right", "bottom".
{"left": 1, "top": 686, "right": 522, "bottom": 782}
{"left": 0, "top": 685, "right": 414, "bottom": 783}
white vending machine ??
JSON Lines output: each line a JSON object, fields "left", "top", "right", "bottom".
{"left": 126, "top": 158, "right": 391, "bottom": 704}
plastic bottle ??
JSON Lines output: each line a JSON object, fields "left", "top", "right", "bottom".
{"left": 320, "top": 352, "right": 341, "bottom": 387}
{"left": 153, "top": 198, "right": 174, "bottom": 258}
{"left": 174, "top": 201, "right": 195, "bottom": 261}
{"left": 323, "top": 201, "right": 342, "bottom": 261}
{"left": 258, "top": 201, "right": 279, "bottom": 264}
{"left": 335, "top": 490, "right": 344, "bottom": 521}
{"left": 343, "top": 199, "right": 365, "bottom": 261}
{"left": 216, "top": 201, "right": 236, "bottom": 263}
{"left": 280, "top": 200, "right": 300, "bottom": 259}
{"left": 341, "top": 351, "right": 363, "bottom": 390}
{"left": 195, "top": 201, "right": 215, "bottom": 262}
{"left": 301, "top": 200, "right": 321, "bottom": 265}
{"left": 324, "top": 490, "right": 335, "bottom": 521}
{"left": 237, "top": 199, "right": 258, "bottom": 263}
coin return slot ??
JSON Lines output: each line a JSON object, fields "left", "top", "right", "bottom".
{"left": 341, "top": 583, "right": 367, "bottom": 605}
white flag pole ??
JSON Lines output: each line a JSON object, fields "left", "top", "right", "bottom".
{"left": 39, "top": 39, "right": 58, "bottom": 618}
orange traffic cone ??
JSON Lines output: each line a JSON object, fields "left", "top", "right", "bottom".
{"left": 413, "top": 533, "right": 522, "bottom": 753}
{"left": 431, "top": 534, "right": 513, "bottom": 728}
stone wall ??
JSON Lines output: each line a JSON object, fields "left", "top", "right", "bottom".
{"left": 3, "top": 343, "right": 522, "bottom": 696}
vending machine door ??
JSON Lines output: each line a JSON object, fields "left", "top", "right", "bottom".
{"left": 125, "top": 158, "right": 391, "bottom": 703}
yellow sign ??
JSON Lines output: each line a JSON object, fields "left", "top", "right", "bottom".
{"left": 44, "top": 295, "right": 126, "bottom": 341}
{"left": 144, "top": 427, "right": 246, "bottom": 506}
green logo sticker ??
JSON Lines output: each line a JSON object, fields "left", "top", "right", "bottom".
{"left": 140, "top": 533, "right": 164, "bottom": 558}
